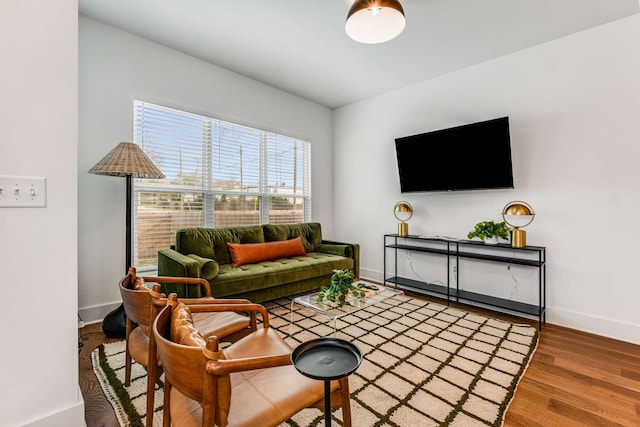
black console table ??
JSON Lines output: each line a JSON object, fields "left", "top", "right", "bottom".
{"left": 384, "top": 234, "right": 546, "bottom": 328}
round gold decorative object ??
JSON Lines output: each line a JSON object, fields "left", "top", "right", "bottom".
{"left": 502, "top": 201, "right": 535, "bottom": 248}
{"left": 394, "top": 201, "right": 413, "bottom": 236}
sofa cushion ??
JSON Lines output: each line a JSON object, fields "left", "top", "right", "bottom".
{"left": 175, "top": 229, "right": 216, "bottom": 260}
{"left": 175, "top": 226, "right": 265, "bottom": 265}
{"left": 212, "top": 252, "right": 353, "bottom": 298}
{"left": 211, "top": 226, "right": 265, "bottom": 265}
{"left": 263, "top": 223, "right": 322, "bottom": 252}
{"left": 227, "top": 237, "right": 306, "bottom": 268}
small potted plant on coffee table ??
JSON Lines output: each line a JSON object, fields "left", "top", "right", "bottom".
{"left": 467, "top": 220, "right": 509, "bottom": 244}
{"left": 316, "top": 269, "right": 365, "bottom": 308}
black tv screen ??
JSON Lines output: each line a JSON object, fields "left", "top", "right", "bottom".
{"left": 395, "top": 117, "right": 514, "bottom": 193}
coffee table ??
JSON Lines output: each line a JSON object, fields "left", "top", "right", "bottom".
{"left": 290, "top": 284, "right": 404, "bottom": 337}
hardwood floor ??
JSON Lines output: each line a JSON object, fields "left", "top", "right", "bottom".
{"left": 78, "top": 323, "right": 121, "bottom": 427}
{"left": 78, "top": 295, "right": 640, "bottom": 426}
{"left": 506, "top": 324, "right": 640, "bottom": 426}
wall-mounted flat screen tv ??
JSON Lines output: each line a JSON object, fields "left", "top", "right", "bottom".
{"left": 395, "top": 117, "right": 514, "bottom": 193}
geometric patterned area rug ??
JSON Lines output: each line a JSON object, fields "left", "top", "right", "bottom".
{"left": 92, "top": 294, "right": 538, "bottom": 427}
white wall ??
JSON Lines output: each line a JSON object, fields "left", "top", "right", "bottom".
{"left": 333, "top": 14, "right": 640, "bottom": 344}
{"left": 78, "top": 17, "right": 334, "bottom": 323}
{"left": 0, "top": 1, "right": 83, "bottom": 426}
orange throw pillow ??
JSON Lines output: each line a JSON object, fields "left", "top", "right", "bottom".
{"left": 227, "top": 237, "right": 306, "bottom": 268}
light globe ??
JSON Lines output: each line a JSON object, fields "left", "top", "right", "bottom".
{"left": 502, "top": 201, "right": 535, "bottom": 248}
{"left": 394, "top": 201, "right": 413, "bottom": 236}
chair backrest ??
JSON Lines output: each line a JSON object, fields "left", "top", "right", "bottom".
{"left": 154, "top": 302, "right": 209, "bottom": 403}
{"left": 119, "top": 268, "right": 158, "bottom": 328}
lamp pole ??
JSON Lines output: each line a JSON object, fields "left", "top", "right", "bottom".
{"left": 126, "top": 173, "right": 132, "bottom": 272}
{"left": 101, "top": 174, "right": 133, "bottom": 338}
{"left": 89, "top": 142, "right": 164, "bottom": 338}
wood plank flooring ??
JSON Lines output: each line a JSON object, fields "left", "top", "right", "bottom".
{"left": 78, "top": 323, "right": 122, "bottom": 427}
{"left": 78, "top": 294, "right": 640, "bottom": 426}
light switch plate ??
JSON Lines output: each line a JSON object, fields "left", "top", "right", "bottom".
{"left": 0, "top": 175, "right": 47, "bottom": 207}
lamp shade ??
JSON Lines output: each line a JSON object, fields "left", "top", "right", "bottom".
{"left": 393, "top": 201, "right": 413, "bottom": 221}
{"left": 346, "top": 0, "right": 406, "bottom": 44}
{"left": 89, "top": 142, "right": 165, "bottom": 179}
{"left": 502, "top": 201, "right": 534, "bottom": 248}
{"left": 502, "top": 201, "right": 535, "bottom": 229}
{"left": 394, "top": 201, "right": 413, "bottom": 236}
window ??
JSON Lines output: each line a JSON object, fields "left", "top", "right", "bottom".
{"left": 133, "top": 101, "right": 311, "bottom": 270}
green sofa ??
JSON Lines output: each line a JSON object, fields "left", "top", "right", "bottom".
{"left": 157, "top": 222, "right": 359, "bottom": 302}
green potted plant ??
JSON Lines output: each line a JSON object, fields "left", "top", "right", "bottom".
{"left": 467, "top": 220, "right": 509, "bottom": 244}
{"left": 316, "top": 269, "right": 365, "bottom": 308}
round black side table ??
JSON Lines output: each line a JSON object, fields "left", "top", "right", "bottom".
{"left": 291, "top": 337, "right": 362, "bottom": 427}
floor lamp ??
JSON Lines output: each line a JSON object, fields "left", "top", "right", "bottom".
{"left": 89, "top": 142, "right": 164, "bottom": 338}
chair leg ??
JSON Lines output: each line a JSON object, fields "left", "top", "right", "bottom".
{"left": 146, "top": 332, "right": 161, "bottom": 427}
{"left": 124, "top": 321, "right": 133, "bottom": 386}
{"left": 339, "top": 377, "right": 352, "bottom": 427}
{"left": 163, "top": 381, "right": 172, "bottom": 427}
{"left": 145, "top": 364, "right": 156, "bottom": 427}
{"left": 124, "top": 349, "right": 132, "bottom": 386}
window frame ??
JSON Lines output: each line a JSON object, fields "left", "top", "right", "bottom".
{"left": 132, "top": 100, "right": 312, "bottom": 271}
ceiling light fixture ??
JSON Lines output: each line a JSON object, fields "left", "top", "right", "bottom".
{"left": 346, "top": 0, "right": 406, "bottom": 44}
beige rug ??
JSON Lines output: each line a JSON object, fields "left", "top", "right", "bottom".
{"left": 92, "top": 294, "right": 538, "bottom": 426}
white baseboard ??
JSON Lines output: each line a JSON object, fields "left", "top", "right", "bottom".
{"left": 362, "top": 267, "right": 640, "bottom": 345}
{"left": 360, "top": 267, "right": 383, "bottom": 283}
{"left": 546, "top": 307, "right": 640, "bottom": 345}
{"left": 79, "top": 301, "right": 121, "bottom": 326}
{"left": 23, "top": 386, "right": 85, "bottom": 427}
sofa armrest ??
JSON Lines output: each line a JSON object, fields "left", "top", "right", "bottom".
{"left": 158, "top": 249, "right": 200, "bottom": 278}
{"left": 316, "top": 243, "right": 352, "bottom": 257}
{"left": 318, "top": 240, "right": 360, "bottom": 279}
{"left": 185, "top": 254, "right": 219, "bottom": 281}
{"left": 157, "top": 249, "right": 208, "bottom": 298}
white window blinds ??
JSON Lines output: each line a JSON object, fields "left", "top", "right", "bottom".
{"left": 133, "top": 101, "right": 311, "bottom": 270}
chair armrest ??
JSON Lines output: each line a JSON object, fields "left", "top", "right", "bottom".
{"left": 172, "top": 297, "right": 251, "bottom": 305}
{"left": 159, "top": 293, "right": 260, "bottom": 331}
{"left": 319, "top": 240, "right": 360, "bottom": 278}
{"left": 186, "top": 303, "right": 269, "bottom": 329}
{"left": 171, "top": 297, "right": 258, "bottom": 330}
{"left": 143, "top": 275, "right": 212, "bottom": 297}
{"left": 152, "top": 296, "right": 252, "bottom": 308}
{"left": 206, "top": 354, "right": 291, "bottom": 375}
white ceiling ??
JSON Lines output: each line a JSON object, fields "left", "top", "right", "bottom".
{"left": 79, "top": 0, "right": 638, "bottom": 109}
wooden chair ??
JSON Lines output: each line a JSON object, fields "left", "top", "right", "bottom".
{"left": 120, "top": 267, "right": 256, "bottom": 427}
{"left": 153, "top": 294, "right": 354, "bottom": 427}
